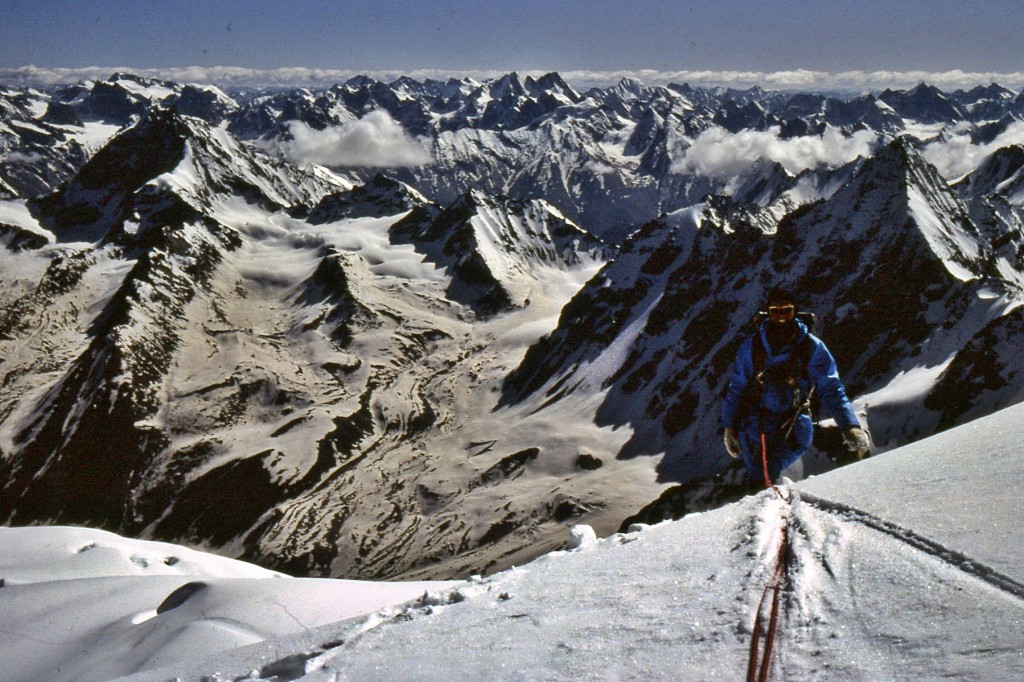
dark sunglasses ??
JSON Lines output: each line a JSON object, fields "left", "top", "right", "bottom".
{"left": 768, "top": 305, "right": 795, "bottom": 315}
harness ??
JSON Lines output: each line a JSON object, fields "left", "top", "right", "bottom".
{"left": 750, "top": 326, "right": 815, "bottom": 442}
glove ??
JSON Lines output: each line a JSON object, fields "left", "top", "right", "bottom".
{"left": 724, "top": 427, "right": 740, "bottom": 458}
{"left": 843, "top": 426, "right": 871, "bottom": 460}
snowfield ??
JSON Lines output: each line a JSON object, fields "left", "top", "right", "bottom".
{"left": 2, "top": 401, "right": 1022, "bottom": 681}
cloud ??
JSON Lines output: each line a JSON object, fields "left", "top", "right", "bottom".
{"left": 922, "top": 121, "right": 1024, "bottom": 180}
{"left": 584, "top": 159, "right": 616, "bottom": 175}
{"left": 2, "top": 151, "right": 44, "bottom": 164}
{"left": 560, "top": 69, "right": 1024, "bottom": 93}
{"left": 3, "top": 65, "right": 1024, "bottom": 93}
{"left": 673, "top": 126, "right": 877, "bottom": 179}
{"left": 281, "top": 111, "right": 432, "bottom": 168}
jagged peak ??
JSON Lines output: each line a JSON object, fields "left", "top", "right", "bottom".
{"left": 906, "top": 82, "right": 944, "bottom": 97}
{"left": 454, "top": 187, "right": 490, "bottom": 210}
{"left": 489, "top": 72, "right": 527, "bottom": 100}
{"left": 342, "top": 74, "right": 380, "bottom": 90}
{"left": 307, "top": 173, "right": 429, "bottom": 222}
{"left": 107, "top": 72, "right": 177, "bottom": 89}
{"left": 871, "top": 134, "right": 926, "bottom": 166}
{"left": 525, "top": 72, "right": 578, "bottom": 98}
{"left": 820, "top": 137, "right": 960, "bottom": 218}
{"left": 956, "top": 143, "right": 1024, "bottom": 199}
{"left": 365, "top": 172, "right": 428, "bottom": 198}
{"left": 775, "top": 133, "right": 988, "bottom": 285}
{"left": 62, "top": 106, "right": 191, "bottom": 188}
{"left": 113, "top": 106, "right": 243, "bottom": 162}
{"left": 451, "top": 188, "right": 565, "bottom": 220}
{"left": 957, "top": 82, "right": 1016, "bottom": 102}
{"left": 389, "top": 75, "right": 424, "bottom": 88}
{"left": 173, "top": 82, "right": 239, "bottom": 109}
{"left": 611, "top": 77, "right": 649, "bottom": 98}
{"left": 878, "top": 84, "right": 966, "bottom": 122}
{"left": 728, "top": 158, "right": 794, "bottom": 207}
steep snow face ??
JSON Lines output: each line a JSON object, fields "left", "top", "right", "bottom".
{"left": 925, "top": 303, "right": 1024, "bottom": 428}
{"left": 12, "top": 400, "right": 1017, "bottom": 682}
{"left": 500, "top": 205, "right": 707, "bottom": 408}
{"left": 957, "top": 144, "right": 1024, "bottom": 202}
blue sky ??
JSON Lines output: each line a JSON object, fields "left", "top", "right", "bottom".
{"left": 2, "top": 0, "right": 1022, "bottom": 90}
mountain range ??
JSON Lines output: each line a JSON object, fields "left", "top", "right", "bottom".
{"left": 1, "top": 72, "right": 1023, "bottom": 580}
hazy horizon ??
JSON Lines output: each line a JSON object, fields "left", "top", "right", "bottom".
{"left": 3, "top": 1, "right": 1023, "bottom": 92}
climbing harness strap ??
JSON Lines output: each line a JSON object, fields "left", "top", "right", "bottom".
{"left": 751, "top": 327, "right": 814, "bottom": 487}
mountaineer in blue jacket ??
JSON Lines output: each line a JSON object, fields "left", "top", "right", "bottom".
{"left": 722, "top": 287, "right": 870, "bottom": 486}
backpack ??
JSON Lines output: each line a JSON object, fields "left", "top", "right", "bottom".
{"left": 750, "top": 311, "right": 815, "bottom": 387}
{"left": 748, "top": 311, "right": 818, "bottom": 439}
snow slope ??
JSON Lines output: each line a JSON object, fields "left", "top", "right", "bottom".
{"left": 0, "top": 527, "right": 456, "bottom": 682}
{"left": 3, "top": 401, "right": 1022, "bottom": 681}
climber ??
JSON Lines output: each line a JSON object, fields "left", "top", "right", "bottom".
{"left": 721, "top": 287, "right": 870, "bottom": 486}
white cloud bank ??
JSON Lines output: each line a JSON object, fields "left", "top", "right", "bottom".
{"left": 674, "top": 125, "right": 878, "bottom": 179}
{"left": 1, "top": 151, "right": 44, "bottom": 164}
{"left": 3, "top": 65, "right": 1024, "bottom": 93}
{"left": 282, "top": 111, "right": 432, "bottom": 168}
{"left": 923, "top": 120, "right": 1024, "bottom": 180}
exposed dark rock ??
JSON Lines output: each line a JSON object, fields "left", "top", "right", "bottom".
{"left": 575, "top": 453, "right": 604, "bottom": 470}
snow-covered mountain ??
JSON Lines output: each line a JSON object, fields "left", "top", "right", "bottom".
{"left": 955, "top": 144, "right": 1024, "bottom": 274}
{"left": 389, "top": 188, "right": 609, "bottom": 314}
{"left": 0, "top": 101, "right": 622, "bottom": 582}
{"left": 0, "top": 85, "right": 89, "bottom": 199}
{"left": 9, "top": 72, "right": 1024, "bottom": 240}
{"left": 3, "top": 400, "right": 1022, "bottom": 682}
{"left": 2, "top": 72, "right": 1024, "bottom": 586}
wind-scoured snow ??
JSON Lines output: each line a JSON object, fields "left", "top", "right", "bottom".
{"left": 2, "top": 401, "right": 1020, "bottom": 682}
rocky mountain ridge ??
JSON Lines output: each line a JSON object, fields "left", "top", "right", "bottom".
{"left": 6, "top": 72, "right": 1024, "bottom": 239}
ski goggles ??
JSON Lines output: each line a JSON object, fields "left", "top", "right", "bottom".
{"left": 767, "top": 304, "right": 795, "bottom": 316}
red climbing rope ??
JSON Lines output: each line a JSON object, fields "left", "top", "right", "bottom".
{"left": 760, "top": 432, "right": 772, "bottom": 489}
{"left": 746, "top": 486, "right": 790, "bottom": 682}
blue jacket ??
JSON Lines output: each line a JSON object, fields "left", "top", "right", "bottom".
{"left": 722, "top": 320, "right": 859, "bottom": 478}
